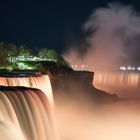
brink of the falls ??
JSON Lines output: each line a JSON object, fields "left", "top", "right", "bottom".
{"left": 0, "top": 75, "right": 59, "bottom": 140}
{"left": 0, "top": 75, "right": 53, "bottom": 103}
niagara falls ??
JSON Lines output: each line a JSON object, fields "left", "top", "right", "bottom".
{"left": 1, "top": 1, "right": 140, "bottom": 140}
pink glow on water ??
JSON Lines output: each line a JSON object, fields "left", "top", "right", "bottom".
{"left": 94, "top": 71, "right": 140, "bottom": 97}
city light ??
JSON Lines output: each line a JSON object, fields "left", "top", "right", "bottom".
{"left": 71, "top": 64, "right": 140, "bottom": 72}
{"left": 137, "top": 67, "right": 140, "bottom": 71}
{"left": 119, "top": 66, "right": 126, "bottom": 71}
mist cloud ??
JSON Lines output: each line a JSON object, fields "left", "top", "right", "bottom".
{"left": 64, "top": 3, "right": 140, "bottom": 71}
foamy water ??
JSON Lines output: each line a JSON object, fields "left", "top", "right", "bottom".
{"left": 0, "top": 75, "right": 53, "bottom": 103}
{"left": 0, "top": 88, "right": 58, "bottom": 140}
{"left": 0, "top": 75, "right": 59, "bottom": 140}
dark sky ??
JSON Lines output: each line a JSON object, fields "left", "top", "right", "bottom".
{"left": 0, "top": 0, "right": 139, "bottom": 53}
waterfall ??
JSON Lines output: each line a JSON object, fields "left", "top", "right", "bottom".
{"left": 94, "top": 71, "right": 140, "bottom": 97}
{"left": 0, "top": 87, "right": 57, "bottom": 140}
{"left": 0, "top": 75, "right": 59, "bottom": 140}
{"left": 0, "top": 75, "right": 53, "bottom": 103}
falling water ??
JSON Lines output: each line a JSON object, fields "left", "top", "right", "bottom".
{"left": 94, "top": 71, "right": 140, "bottom": 97}
{"left": 0, "top": 75, "right": 59, "bottom": 140}
{"left": 0, "top": 75, "right": 53, "bottom": 103}
{"left": 0, "top": 87, "right": 58, "bottom": 140}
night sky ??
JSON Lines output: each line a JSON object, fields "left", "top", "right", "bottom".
{"left": 0, "top": 0, "right": 139, "bottom": 53}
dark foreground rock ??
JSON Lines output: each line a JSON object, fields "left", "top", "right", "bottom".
{"left": 50, "top": 71, "right": 118, "bottom": 104}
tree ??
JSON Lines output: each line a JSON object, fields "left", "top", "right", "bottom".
{"left": 19, "top": 45, "right": 31, "bottom": 57}
{"left": 38, "top": 48, "right": 49, "bottom": 58}
{"left": 46, "top": 50, "right": 58, "bottom": 60}
{"left": 6, "top": 43, "right": 18, "bottom": 63}
{"left": 38, "top": 48, "right": 58, "bottom": 60}
{"left": 7, "top": 43, "right": 18, "bottom": 57}
{"left": 0, "top": 42, "right": 8, "bottom": 67}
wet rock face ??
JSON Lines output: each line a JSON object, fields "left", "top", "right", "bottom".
{"left": 50, "top": 71, "right": 118, "bottom": 104}
{"left": 51, "top": 71, "right": 94, "bottom": 88}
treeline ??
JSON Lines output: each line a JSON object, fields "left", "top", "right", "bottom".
{"left": 0, "top": 42, "right": 70, "bottom": 69}
{"left": 0, "top": 42, "right": 61, "bottom": 59}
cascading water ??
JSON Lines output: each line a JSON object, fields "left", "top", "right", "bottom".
{"left": 0, "top": 75, "right": 59, "bottom": 140}
{"left": 0, "top": 75, "right": 53, "bottom": 103}
{"left": 94, "top": 71, "right": 140, "bottom": 97}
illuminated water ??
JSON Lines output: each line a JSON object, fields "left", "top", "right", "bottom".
{"left": 0, "top": 75, "right": 59, "bottom": 140}
{"left": 0, "top": 75, "right": 53, "bottom": 103}
{"left": 55, "top": 71, "right": 140, "bottom": 140}
{"left": 94, "top": 71, "right": 140, "bottom": 97}
{"left": 2, "top": 72, "right": 140, "bottom": 140}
